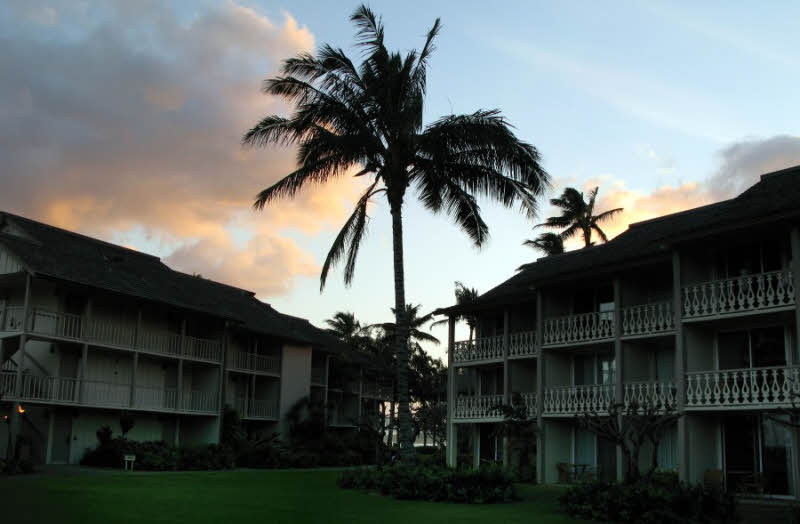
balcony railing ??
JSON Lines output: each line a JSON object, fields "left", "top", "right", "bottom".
{"left": 543, "top": 384, "right": 615, "bottom": 415}
{"left": 183, "top": 390, "right": 218, "bottom": 413}
{"left": 228, "top": 351, "right": 281, "bottom": 375}
{"left": 135, "top": 385, "right": 178, "bottom": 411}
{"left": 0, "top": 306, "right": 223, "bottom": 363}
{"left": 623, "top": 380, "right": 676, "bottom": 409}
{"left": 453, "top": 394, "right": 504, "bottom": 420}
{"left": 686, "top": 366, "right": 800, "bottom": 409}
{"left": 543, "top": 312, "right": 615, "bottom": 347}
{"left": 453, "top": 335, "right": 503, "bottom": 363}
{"left": 683, "top": 269, "right": 795, "bottom": 319}
{"left": 508, "top": 330, "right": 537, "bottom": 358}
{"left": 621, "top": 302, "right": 674, "bottom": 337}
{"left": 1, "top": 371, "right": 15, "bottom": 396}
{"left": 248, "top": 399, "right": 279, "bottom": 419}
{"left": 520, "top": 392, "right": 537, "bottom": 418}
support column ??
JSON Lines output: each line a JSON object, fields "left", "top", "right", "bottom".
{"left": 446, "top": 315, "right": 457, "bottom": 467}
{"left": 129, "top": 352, "right": 138, "bottom": 408}
{"left": 672, "top": 250, "right": 688, "bottom": 481}
{"left": 79, "top": 344, "right": 88, "bottom": 403}
{"left": 177, "top": 359, "right": 184, "bottom": 411}
{"left": 472, "top": 424, "right": 481, "bottom": 469}
{"left": 218, "top": 325, "right": 229, "bottom": 439}
{"left": 502, "top": 307, "right": 510, "bottom": 467}
{"left": 45, "top": 410, "right": 55, "bottom": 464}
{"left": 9, "top": 273, "right": 31, "bottom": 460}
{"left": 535, "top": 289, "right": 545, "bottom": 483}
{"left": 613, "top": 276, "right": 624, "bottom": 482}
{"left": 357, "top": 367, "right": 363, "bottom": 424}
{"left": 790, "top": 227, "right": 800, "bottom": 496}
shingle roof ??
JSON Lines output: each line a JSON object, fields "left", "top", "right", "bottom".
{"left": 438, "top": 166, "right": 800, "bottom": 314}
{"left": 0, "top": 211, "right": 326, "bottom": 345}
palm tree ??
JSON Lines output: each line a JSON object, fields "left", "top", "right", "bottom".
{"left": 243, "top": 6, "right": 549, "bottom": 461}
{"left": 432, "top": 281, "right": 479, "bottom": 340}
{"left": 370, "top": 304, "right": 440, "bottom": 347}
{"left": 325, "top": 311, "right": 365, "bottom": 343}
{"left": 539, "top": 187, "right": 622, "bottom": 247}
{"left": 523, "top": 232, "right": 564, "bottom": 256}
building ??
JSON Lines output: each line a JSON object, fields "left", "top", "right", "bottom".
{"left": 440, "top": 166, "right": 800, "bottom": 498}
{"left": 0, "top": 212, "right": 388, "bottom": 464}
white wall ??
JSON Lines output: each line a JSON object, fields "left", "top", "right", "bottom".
{"left": 278, "top": 344, "right": 312, "bottom": 436}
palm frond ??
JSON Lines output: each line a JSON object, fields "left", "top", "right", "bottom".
{"left": 350, "top": 4, "right": 384, "bottom": 53}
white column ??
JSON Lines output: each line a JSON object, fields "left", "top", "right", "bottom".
{"left": 535, "top": 289, "right": 545, "bottom": 483}
{"left": 472, "top": 424, "right": 481, "bottom": 469}
{"left": 446, "top": 315, "right": 457, "bottom": 467}
{"left": 672, "top": 250, "right": 688, "bottom": 481}
{"left": 45, "top": 410, "right": 55, "bottom": 464}
{"left": 502, "top": 307, "right": 510, "bottom": 467}
{"left": 129, "top": 352, "right": 138, "bottom": 408}
{"left": 79, "top": 343, "right": 88, "bottom": 403}
{"left": 790, "top": 227, "right": 800, "bottom": 496}
{"left": 613, "top": 277, "right": 624, "bottom": 482}
{"left": 9, "top": 273, "right": 31, "bottom": 456}
{"left": 177, "top": 360, "right": 184, "bottom": 411}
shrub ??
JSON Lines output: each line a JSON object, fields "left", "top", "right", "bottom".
{"left": 338, "top": 464, "right": 516, "bottom": 504}
{"left": 560, "top": 476, "right": 736, "bottom": 524}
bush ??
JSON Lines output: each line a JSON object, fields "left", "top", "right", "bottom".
{"left": 338, "top": 464, "right": 516, "bottom": 504}
{"left": 81, "top": 437, "right": 232, "bottom": 471}
{"left": 560, "top": 476, "right": 736, "bottom": 524}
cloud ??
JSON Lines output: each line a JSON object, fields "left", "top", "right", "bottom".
{"left": 0, "top": 1, "right": 364, "bottom": 297}
{"left": 586, "top": 135, "right": 800, "bottom": 241}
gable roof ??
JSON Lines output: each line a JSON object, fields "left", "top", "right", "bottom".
{"left": 0, "top": 212, "right": 324, "bottom": 345}
{"left": 439, "top": 165, "right": 800, "bottom": 314}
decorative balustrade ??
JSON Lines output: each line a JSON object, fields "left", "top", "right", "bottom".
{"left": 623, "top": 380, "right": 676, "bottom": 409}
{"left": 683, "top": 269, "right": 795, "bottom": 319}
{"left": 543, "top": 312, "right": 615, "bottom": 346}
{"left": 453, "top": 335, "right": 503, "bottom": 363}
{"left": 0, "top": 306, "right": 24, "bottom": 332}
{"left": 311, "top": 367, "right": 326, "bottom": 385}
{"left": 520, "top": 392, "right": 537, "bottom": 417}
{"left": 686, "top": 366, "right": 800, "bottom": 409}
{"left": 543, "top": 384, "right": 615, "bottom": 415}
{"left": 453, "top": 394, "right": 504, "bottom": 420}
{"left": 621, "top": 302, "right": 674, "bottom": 337}
{"left": 508, "top": 330, "right": 537, "bottom": 357}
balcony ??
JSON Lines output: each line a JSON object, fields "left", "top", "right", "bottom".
{"left": 621, "top": 302, "right": 674, "bottom": 338}
{"left": 683, "top": 268, "right": 795, "bottom": 320}
{"left": 508, "top": 331, "right": 537, "bottom": 358}
{"left": 1, "top": 372, "right": 218, "bottom": 414}
{"left": 686, "top": 365, "right": 800, "bottom": 409}
{"left": 453, "top": 394, "right": 504, "bottom": 421}
{"left": 0, "top": 306, "right": 223, "bottom": 363}
{"left": 227, "top": 351, "right": 281, "bottom": 375}
{"left": 542, "top": 384, "right": 614, "bottom": 416}
{"left": 622, "top": 380, "right": 676, "bottom": 409}
{"left": 453, "top": 335, "right": 503, "bottom": 364}
{"left": 543, "top": 312, "right": 614, "bottom": 347}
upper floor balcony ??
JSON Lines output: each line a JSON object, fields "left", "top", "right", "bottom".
{"left": 686, "top": 365, "right": 800, "bottom": 410}
{"left": 543, "top": 312, "right": 614, "bottom": 347}
{"left": 621, "top": 301, "right": 675, "bottom": 338}
{"left": 227, "top": 350, "right": 281, "bottom": 376}
{"left": 0, "top": 306, "right": 223, "bottom": 363}
{"left": 682, "top": 268, "right": 795, "bottom": 321}
{"left": 1, "top": 372, "right": 219, "bottom": 415}
{"left": 232, "top": 395, "right": 279, "bottom": 420}
{"left": 452, "top": 392, "right": 536, "bottom": 422}
{"left": 453, "top": 330, "right": 537, "bottom": 365}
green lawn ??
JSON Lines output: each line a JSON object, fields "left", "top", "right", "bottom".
{"left": 0, "top": 469, "right": 578, "bottom": 524}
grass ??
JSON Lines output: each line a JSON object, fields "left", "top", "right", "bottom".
{"left": 0, "top": 469, "right": 578, "bottom": 524}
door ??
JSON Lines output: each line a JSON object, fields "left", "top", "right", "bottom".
{"left": 50, "top": 411, "right": 72, "bottom": 464}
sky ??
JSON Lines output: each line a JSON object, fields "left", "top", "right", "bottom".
{"left": 2, "top": 1, "right": 800, "bottom": 361}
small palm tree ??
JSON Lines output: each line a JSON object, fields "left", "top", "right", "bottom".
{"left": 370, "top": 304, "right": 440, "bottom": 347}
{"left": 523, "top": 232, "right": 564, "bottom": 256}
{"left": 324, "top": 311, "right": 365, "bottom": 343}
{"left": 540, "top": 186, "right": 622, "bottom": 247}
{"left": 432, "top": 281, "right": 479, "bottom": 340}
{"left": 243, "top": 6, "right": 549, "bottom": 461}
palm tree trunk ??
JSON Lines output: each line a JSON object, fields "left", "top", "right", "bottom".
{"left": 390, "top": 200, "right": 415, "bottom": 463}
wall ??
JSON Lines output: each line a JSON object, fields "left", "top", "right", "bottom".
{"left": 278, "top": 344, "right": 312, "bottom": 437}
{"left": 509, "top": 360, "right": 536, "bottom": 394}
{"left": 0, "top": 245, "right": 23, "bottom": 275}
{"left": 68, "top": 409, "right": 168, "bottom": 464}
{"left": 543, "top": 419, "right": 572, "bottom": 483}
{"left": 686, "top": 413, "right": 720, "bottom": 484}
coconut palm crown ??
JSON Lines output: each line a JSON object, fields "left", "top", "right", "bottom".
{"left": 540, "top": 186, "right": 622, "bottom": 247}
{"left": 243, "top": 5, "right": 550, "bottom": 461}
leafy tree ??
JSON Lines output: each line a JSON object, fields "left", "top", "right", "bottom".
{"left": 492, "top": 394, "right": 538, "bottom": 481}
{"left": 243, "top": 6, "right": 549, "bottom": 461}
{"left": 523, "top": 231, "right": 564, "bottom": 256}
{"left": 540, "top": 186, "right": 622, "bottom": 247}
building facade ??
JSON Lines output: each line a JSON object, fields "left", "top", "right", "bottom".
{"left": 442, "top": 167, "right": 800, "bottom": 498}
{"left": 0, "top": 212, "right": 388, "bottom": 465}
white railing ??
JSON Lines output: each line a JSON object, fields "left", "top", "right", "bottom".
{"left": 136, "top": 330, "right": 183, "bottom": 357}
{"left": 508, "top": 331, "right": 537, "bottom": 357}
{"left": 183, "top": 390, "right": 217, "bottom": 413}
{"left": 686, "top": 366, "right": 800, "bottom": 409}
{"left": 184, "top": 336, "right": 222, "bottom": 362}
{"left": 0, "top": 306, "right": 25, "bottom": 332}
{"left": 683, "top": 269, "right": 795, "bottom": 319}
{"left": 135, "top": 385, "right": 178, "bottom": 411}
{"left": 84, "top": 318, "right": 136, "bottom": 348}
{"left": 29, "top": 309, "right": 83, "bottom": 340}
{"left": 543, "top": 384, "right": 615, "bottom": 415}
{"left": 543, "top": 312, "right": 615, "bottom": 346}
{"left": 622, "top": 302, "right": 674, "bottom": 337}
{"left": 82, "top": 380, "right": 131, "bottom": 407}
{"left": 623, "top": 380, "right": 676, "bottom": 409}
{"left": 521, "top": 392, "right": 537, "bottom": 417}
{"left": 453, "top": 335, "right": 503, "bottom": 363}
{"left": 453, "top": 394, "right": 504, "bottom": 420}
{"left": 1, "top": 371, "right": 17, "bottom": 396}
{"left": 228, "top": 351, "right": 281, "bottom": 374}
{"left": 19, "top": 375, "right": 80, "bottom": 403}
{"left": 248, "top": 399, "right": 279, "bottom": 419}
{"left": 311, "top": 367, "right": 326, "bottom": 385}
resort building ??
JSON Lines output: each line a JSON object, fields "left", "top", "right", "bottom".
{"left": 0, "top": 212, "right": 388, "bottom": 464}
{"left": 440, "top": 166, "right": 800, "bottom": 498}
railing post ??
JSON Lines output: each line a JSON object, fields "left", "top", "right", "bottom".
{"left": 446, "top": 315, "right": 457, "bottom": 468}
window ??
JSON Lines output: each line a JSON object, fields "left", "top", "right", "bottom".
{"left": 715, "top": 239, "right": 786, "bottom": 278}
{"left": 718, "top": 327, "right": 785, "bottom": 370}
{"left": 574, "top": 353, "right": 615, "bottom": 385}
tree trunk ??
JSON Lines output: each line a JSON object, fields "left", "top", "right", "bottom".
{"left": 390, "top": 199, "right": 415, "bottom": 463}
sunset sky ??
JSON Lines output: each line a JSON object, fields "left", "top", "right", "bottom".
{"left": 2, "top": 1, "right": 800, "bottom": 360}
